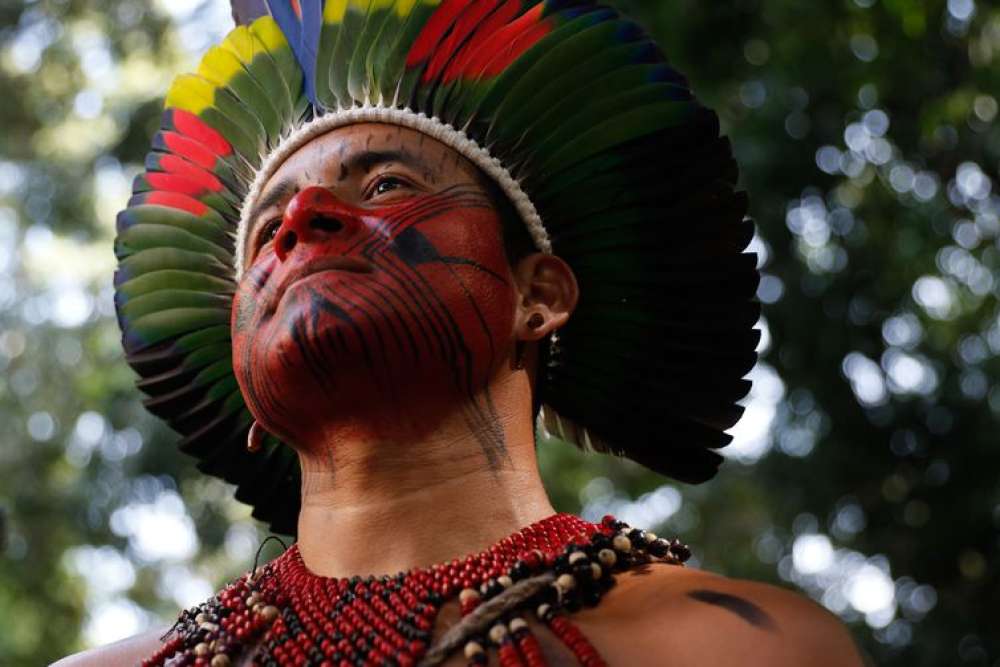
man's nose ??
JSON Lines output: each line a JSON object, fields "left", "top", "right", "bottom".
{"left": 274, "top": 186, "right": 361, "bottom": 262}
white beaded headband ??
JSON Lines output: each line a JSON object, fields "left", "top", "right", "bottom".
{"left": 234, "top": 106, "right": 552, "bottom": 278}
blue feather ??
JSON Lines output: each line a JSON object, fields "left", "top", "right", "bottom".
{"left": 265, "top": 0, "right": 322, "bottom": 103}
{"left": 299, "top": 0, "right": 323, "bottom": 103}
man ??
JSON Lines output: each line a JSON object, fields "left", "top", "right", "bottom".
{"left": 57, "top": 1, "right": 865, "bottom": 664}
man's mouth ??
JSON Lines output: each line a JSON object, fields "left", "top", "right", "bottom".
{"left": 271, "top": 256, "right": 375, "bottom": 305}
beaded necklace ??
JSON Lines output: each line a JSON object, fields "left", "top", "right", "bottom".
{"left": 144, "top": 514, "right": 690, "bottom": 667}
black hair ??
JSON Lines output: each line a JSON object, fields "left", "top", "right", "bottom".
{"left": 476, "top": 171, "right": 537, "bottom": 266}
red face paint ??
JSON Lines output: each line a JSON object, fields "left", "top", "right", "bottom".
{"left": 231, "top": 183, "right": 516, "bottom": 453}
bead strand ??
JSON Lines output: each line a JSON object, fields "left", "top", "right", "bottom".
{"left": 149, "top": 514, "right": 688, "bottom": 667}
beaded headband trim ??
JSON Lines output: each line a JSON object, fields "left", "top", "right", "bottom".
{"left": 235, "top": 106, "right": 551, "bottom": 278}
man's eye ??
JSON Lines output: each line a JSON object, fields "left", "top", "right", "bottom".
{"left": 371, "top": 176, "right": 407, "bottom": 197}
{"left": 259, "top": 219, "right": 281, "bottom": 245}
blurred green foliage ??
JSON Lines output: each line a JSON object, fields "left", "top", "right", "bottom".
{"left": 0, "top": 0, "right": 997, "bottom": 665}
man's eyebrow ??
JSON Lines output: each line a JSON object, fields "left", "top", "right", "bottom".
{"left": 345, "top": 149, "right": 427, "bottom": 175}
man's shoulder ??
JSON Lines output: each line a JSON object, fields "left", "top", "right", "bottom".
{"left": 50, "top": 628, "right": 168, "bottom": 667}
{"left": 572, "top": 562, "right": 867, "bottom": 666}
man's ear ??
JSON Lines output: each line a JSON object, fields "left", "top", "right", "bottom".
{"left": 512, "top": 253, "right": 579, "bottom": 341}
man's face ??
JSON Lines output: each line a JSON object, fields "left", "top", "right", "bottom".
{"left": 231, "top": 123, "right": 517, "bottom": 448}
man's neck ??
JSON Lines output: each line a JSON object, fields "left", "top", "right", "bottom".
{"left": 292, "top": 373, "right": 556, "bottom": 578}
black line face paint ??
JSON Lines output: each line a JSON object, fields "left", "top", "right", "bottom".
{"left": 687, "top": 590, "right": 778, "bottom": 630}
{"left": 232, "top": 124, "right": 516, "bottom": 465}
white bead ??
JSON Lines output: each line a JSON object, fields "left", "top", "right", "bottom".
{"left": 510, "top": 617, "right": 528, "bottom": 632}
{"left": 489, "top": 624, "right": 509, "bottom": 644}
{"left": 556, "top": 573, "right": 577, "bottom": 591}
{"left": 464, "top": 641, "right": 485, "bottom": 659}
{"left": 590, "top": 562, "right": 603, "bottom": 580}
{"left": 613, "top": 535, "right": 633, "bottom": 553}
{"left": 598, "top": 548, "right": 617, "bottom": 567}
{"left": 459, "top": 588, "right": 480, "bottom": 604}
{"left": 498, "top": 575, "right": 514, "bottom": 588}
{"left": 536, "top": 603, "right": 552, "bottom": 619}
{"left": 568, "top": 552, "right": 588, "bottom": 565}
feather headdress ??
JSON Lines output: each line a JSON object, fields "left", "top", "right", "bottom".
{"left": 115, "top": 0, "right": 760, "bottom": 534}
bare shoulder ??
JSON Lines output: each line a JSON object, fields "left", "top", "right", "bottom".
{"left": 572, "top": 563, "right": 868, "bottom": 666}
{"left": 50, "top": 628, "right": 168, "bottom": 667}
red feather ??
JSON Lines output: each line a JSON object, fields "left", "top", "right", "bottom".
{"left": 453, "top": 4, "right": 550, "bottom": 80}
{"left": 423, "top": 0, "right": 500, "bottom": 83}
{"left": 158, "top": 131, "right": 225, "bottom": 171}
{"left": 131, "top": 191, "right": 209, "bottom": 217}
{"left": 441, "top": 0, "right": 522, "bottom": 83}
{"left": 153, "top": 154, "right": 225, "bottom": 194}
{"left": 406, "top": 0, "right": 470, "bottom": 67}
{"left": 164, "top": 109, "right": 234, "bottom": 158}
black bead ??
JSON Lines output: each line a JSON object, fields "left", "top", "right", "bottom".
{"left": 572, "top": 562, "right": 593, "bottom": 581}
{"left": 484, "top": 580, "right": 504, "bottom": 598}
{"left": 648, "top": 540, "right": 668, "bottom": 558}
{"left": 628, "top": 529, "right": 647, "bottom": 547}
{"left": 553, "top": 554, "right": 570, "bottom": 573}
{"left": 671, "top": 541, "right": 692, "bottom": 562}
{"left": 510, "top": 560, "right": 529, "bottom": 580}
{"left": 583, "top": 589, "right": 603, "bottom": 607}
{"left": 591, "top": 533, "right": 612, "bottom": 550}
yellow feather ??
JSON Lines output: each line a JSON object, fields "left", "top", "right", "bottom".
{"left": 324, "top": 0, "right": 349, "bottom": 22}
{"left": 164, "top": 74, "right": 215, "bottom": 114}
{"left": 250, "top": 16, "right": 289, "bottom": 52}
{"left": 197, "top": 47, "right": 246, "bottom": 88}
{"left": 222, "top": 26, "right": 256, "bottom": 64}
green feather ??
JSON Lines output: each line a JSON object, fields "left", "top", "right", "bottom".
{"left": 116, "top": 269, "right": 234, "bottom": 301}
{"left": 199, "top": 46, "right": 283, "bottom": 142}
{"left": 180, "top": 341, "right": 233, "bottom": 371}
{"left": 538, "top": 100, "right": 695, "bottom": 173}
{"left": 192, "top": 358, "right": 234, "bottom": 386}
{"left": 120, "top": 290, "right": 231, "bottom": 322}
{"left": 118, "top": 204, "right": 230, "bottom": 246}
{"left": 115, "top": 224, "right": 232, "bottom": 264}
{"left": 117, "top": 248, "right": 232, "bottom": 280}
{"left": 127, "top": 308, "right": 231, "bottom": 349}
{"left": 173, "top": 325, "right": 233, "bottom": 353}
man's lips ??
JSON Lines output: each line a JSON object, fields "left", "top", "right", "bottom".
{"left": 270, "top": 256, "right": 374, "bottom": 305}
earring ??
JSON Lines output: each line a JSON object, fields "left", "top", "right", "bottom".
{"left": 247, "top": 421, "right": 266, "bottom": 453}
{"left": 527, "top": 312, "right": 544, "bottom": 330}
